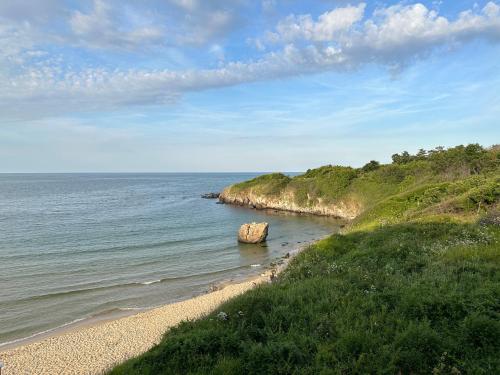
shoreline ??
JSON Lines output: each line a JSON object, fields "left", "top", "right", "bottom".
{"left": 0, "top": 240, "right": 317, "bottom": 375}
{"left": 0, "top": 264, "right": 275, "bottom": 352}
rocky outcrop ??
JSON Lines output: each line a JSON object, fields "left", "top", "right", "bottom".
{"left": 238, "top": 222, "right": 269, "bottom": 243}
{"left": 219, "top": 187, "right": 361, "bottom": 220}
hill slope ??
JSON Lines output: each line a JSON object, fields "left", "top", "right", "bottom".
{"left": 109, "top": 144, "right": 499, "bottom": 375}
{"left": 220, "top": 144, "right": 499, "bottom": 221}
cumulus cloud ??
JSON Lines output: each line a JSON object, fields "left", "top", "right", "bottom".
{"left": 268, "top": 3, "right": 366, "bottom": 42}
{"left": 1, "top": 2, "right": 500, "bottom": 120}
{"left": 349, "top": 2, "right": 500, "bottom": 65}
{"left": 263, "top": 1, "right": 500, "bottom": 65}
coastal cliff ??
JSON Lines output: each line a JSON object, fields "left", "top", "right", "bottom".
{"left": 219, "top": 144, "right": 500, "bottom": 225}
{"left": 219, "top": 184, "right": 361, "bottom": 219}
{"left": 218, "top": 167, "right": 365, "bottom": 220}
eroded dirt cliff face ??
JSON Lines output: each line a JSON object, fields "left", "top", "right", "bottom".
{"left": 219, "top": 187, "right": 362, "bottom": 219}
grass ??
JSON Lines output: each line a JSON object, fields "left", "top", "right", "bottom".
{"left": 230, "top": 173, "right": 292, "bottom": 197}
{"left": 350, "top": 173, "right": 499, "bottom": 231}
{"left": 109, "top": 144, "right": 499, "bottom": 374}
{"left": 109, "top": 221, "right": 499, "bottom": 374}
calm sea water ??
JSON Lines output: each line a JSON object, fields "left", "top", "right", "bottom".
{"left": 0, "top": 173, "right": 340, "bottom": 346}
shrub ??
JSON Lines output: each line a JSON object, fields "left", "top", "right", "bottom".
{"left": 361, "top": 160, "right": 380, "bottom": 172}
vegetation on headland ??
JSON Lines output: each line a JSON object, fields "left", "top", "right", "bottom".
{"left": 110, "top": 144, "right": 499, "bottom": 374}
{"left": 222, "top": 144, "right": 499, "bottom": 219}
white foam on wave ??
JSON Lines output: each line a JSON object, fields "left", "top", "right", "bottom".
{"left": 250, "top": 264, "right": 261, "bottom": 268}
{"left": 0, "top": 317, "right": 86, "bottom": 348}
{"left": 141, "top": 279, "right": 161, "bottom": 285}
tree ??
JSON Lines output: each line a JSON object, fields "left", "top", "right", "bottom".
{"left": 362, "top": 160, "right": 381, "bottom": 172}
{"left": 416, "top": 149, "right": 427, "bottom": 159}
{"left": 392, "top": 151, "right": 412, "bottom": 164}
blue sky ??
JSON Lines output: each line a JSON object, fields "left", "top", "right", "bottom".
{"left": 0, "top": 0, "right": 499, "bottom": 172}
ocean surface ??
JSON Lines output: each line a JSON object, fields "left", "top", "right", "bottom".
{"left": 0, "top": 173, "right": 341, "bottom": 347}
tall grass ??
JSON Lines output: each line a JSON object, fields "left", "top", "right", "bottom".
{"left": 109, "top": 221, "right": 499, "bottom": 374}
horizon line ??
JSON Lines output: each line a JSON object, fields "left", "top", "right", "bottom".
{"left": 0, "top": 171, "right": 304, "bottom": 174}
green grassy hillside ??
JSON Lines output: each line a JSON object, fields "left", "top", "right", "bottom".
{"left": 109, "top": 144, "right": 499, "bottom": 375}
{"left": 223, "top": 144, "right": 499, "bottom": 220}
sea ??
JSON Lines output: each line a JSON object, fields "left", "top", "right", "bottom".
{"left": 0, "top": 173, "right": 341, "bottom": 348}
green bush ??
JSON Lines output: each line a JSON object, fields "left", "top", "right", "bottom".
{"left": 231, "top": 173, "right": 291, "bottom": 196}
{"left": 361, "top": 160, "right": 380, "bottom": 172}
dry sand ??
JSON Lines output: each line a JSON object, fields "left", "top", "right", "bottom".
{"left": 0, "top": 273, "right": 271, "bottom": 375}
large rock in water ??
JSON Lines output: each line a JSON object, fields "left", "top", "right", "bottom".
{"left": 238, "top": 222, "right": 269, "bottom": 244}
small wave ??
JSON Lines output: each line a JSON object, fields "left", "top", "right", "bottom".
{"left": 250, "top": 264, "right": 261, "bottom": 268}
{"left": 7, "top": 282, "right": 139, "bottom": 304}
{"left": 0, "top": 306, "right": 151, "bottom": 348}
{"left": 87, "top": 306, "right": 147, "bottom": 318}
{"left": 0, "top": 317, "right": 86, "bottom": 349}
{"left": 117, "top": 307, "right": 146, "bottom": 311}
{"left": 6, "top": 264, "right": 251, "bottom": 305}
{"left": 140, "top": 279, "right": 161, "bottom": 285}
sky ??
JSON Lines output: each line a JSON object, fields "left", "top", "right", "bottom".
{"left": 0, "top": 0, "right": 499, "bottom": 172}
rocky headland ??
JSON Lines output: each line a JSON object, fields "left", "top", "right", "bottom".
{"left": 219, "top": 188, "right": 361, "bottom": 219}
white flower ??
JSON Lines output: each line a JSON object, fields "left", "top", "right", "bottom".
{"left": 217, "top": 311, "right": 228, "bottom": 321}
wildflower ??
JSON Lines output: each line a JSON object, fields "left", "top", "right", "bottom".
{"left": 217, "top": 311, "right": 228, "bottom": 321}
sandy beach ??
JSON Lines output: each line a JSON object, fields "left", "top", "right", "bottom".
{"left": 0, "top": 237, "right": 312, "bottom": 375}
{"left": 0, "top": 273, "right": 271, "bottom": 375}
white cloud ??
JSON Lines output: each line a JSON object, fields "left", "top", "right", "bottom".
{"left": 269, "top": 3, "right": 366, "bottom": 42}
{"left": 178, "top": 9, "right": 235, "bottom": 45}
{"left": 1, "top": 2, "right": 500, "bottom": 120}
{"left": 165, "top": 0, "right": 244, "bottom": 45}
{"left": 0, "top": 22, "right": 35, "bottom": 64}
{"left": 0, "top": 0, "right": 245, "bottom": 56}
{"left": 69, "top": 0, "right": 165, "bottom": 50}
{"left": 0, "top": 44, "right": 346, "bottom": 119}
{"left": 265, "top": 2, "right": 500, "bottom": 64}
{"left": 351, "top": 2, "right": 500, "bottom": 63}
